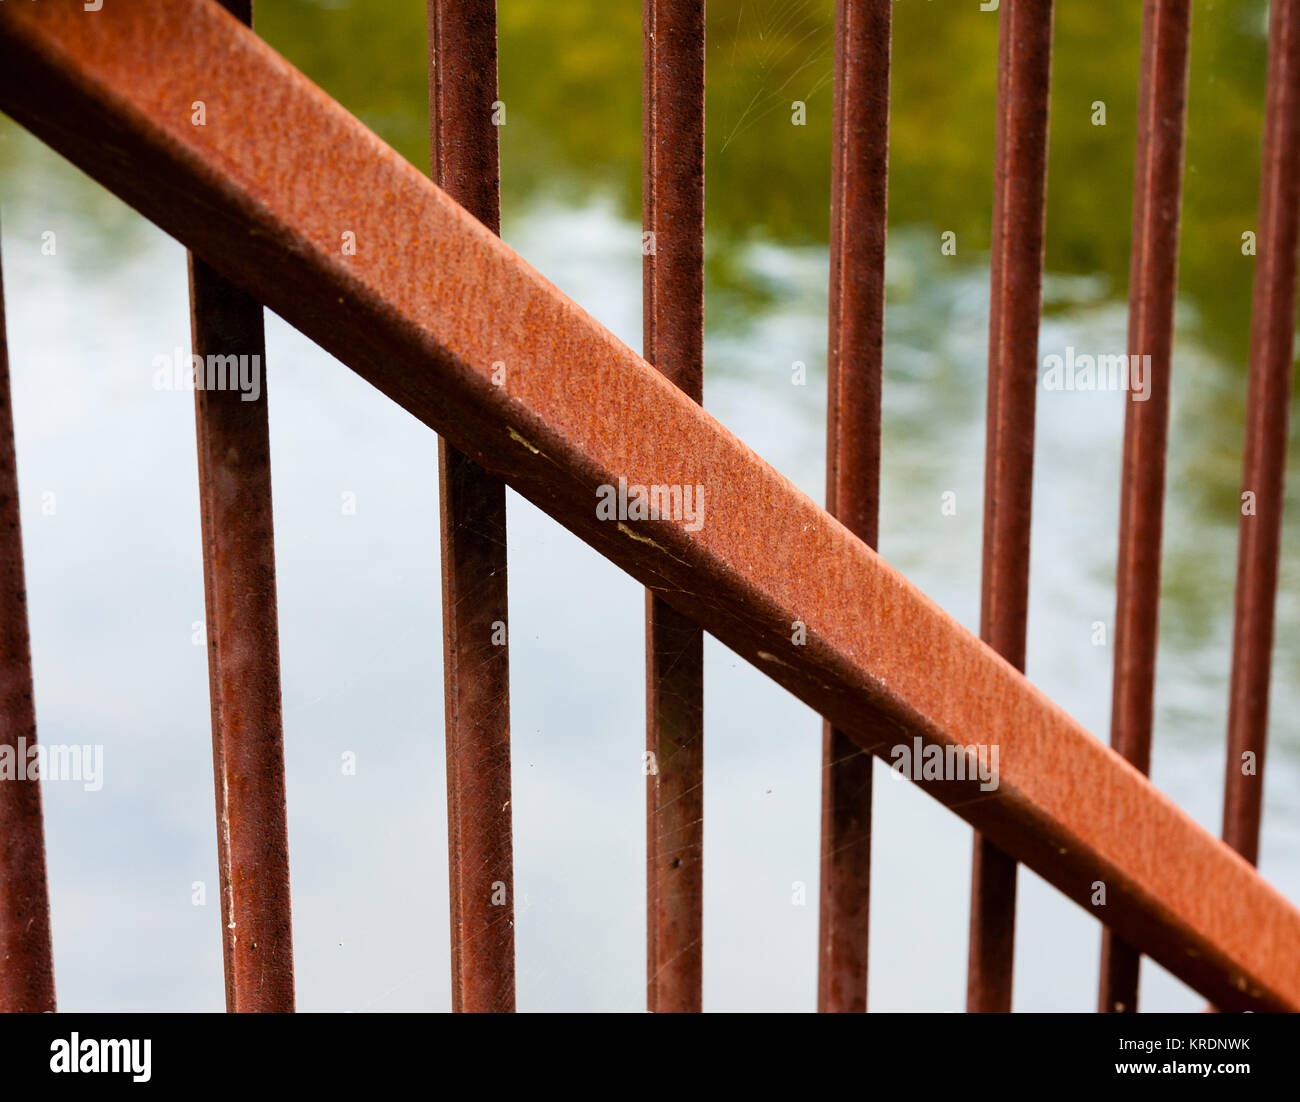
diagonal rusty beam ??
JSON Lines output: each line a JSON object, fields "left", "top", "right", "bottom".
{"left": 818, "top": 0, "right": 890, "bottom": 1015}
{"left": 642, "top": 0, "right": 705, "bottom": 1015}
{"left": 1098, "top": 0, "right": 1192, "bottom": 1016}
{"left": 427, "top": 0, "right": 516, "bottom": 1015}
{"left": 1222, "top": 0, "right": 1300, "bottom": 870}
{"left": 3, "top": 0, "right": 1299, "bottom": 1012}
{"left": 187, "top": 0, "right": 294, "bottom": 1015}
{"left": 968, "top": 0, "right": 1054, "bottom": 1015}
{"left": 0, "top": 235, "right": 57, "bottom": 1014}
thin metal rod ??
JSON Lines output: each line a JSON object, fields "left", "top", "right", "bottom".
{"left": 818, "top": 0, "right": 890, "bottom": 1015}
{"left": 189, "top": 0, "right": 294, "bottom": 1014}
{"left": 1098, "top": 0, "right": 1192, "bottom": 1015}
{"left": 968, "top": 0, "right": 1054, "bottom": 1014}
{"left": 428, "top": 0, "right": 515, "bottom": 1014}
{"left": 8, "top": 0, "right": 1300, "bottom": 1010}
{"left": 189, "top": 258, "right": 294, "bottom": 1013}
{"left": 0, "top": 235, "right": 56, "bottom": 1014}
{"left": 1222, "top": 0, "right": 1300, "bottom": 866}
{"left": 643, "top": 0, "right": 706, "bottom": 1014}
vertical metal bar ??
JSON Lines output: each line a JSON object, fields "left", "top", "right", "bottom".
{"left": 0, "top": 236, "right": 56, "bottom": 1014}
{"left": 967, "top": 0, "right": 1053, "bottom": 1014}
{"left": 643, "top": 0, "right": 705, "bottom": 1014}
{"left": 1098, "top": 0, "right": 1192, "bottom": 1015}
{"left": 1222, "top": 0, "right": 1300, "bottom": 868}
{"left": 427, "top": 0, "right": 516, "bottom": 1014}
{"left": 191, "top": 0, "right": 294, "bottom": 1016}
{"left": 817, "top": 0, "right": 890, "bottom": 1015}
{"left": 190, "top": 261, "right": 295, "bottom": 1013}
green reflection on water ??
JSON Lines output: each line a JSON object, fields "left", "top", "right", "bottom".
{"left": 252, "top": 0, "right": 1271, "bottom": 364}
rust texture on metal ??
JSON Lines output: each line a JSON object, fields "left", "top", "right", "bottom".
{"left": 1098, "top": 0, "right": 1192, "bottom": 1016}
{"left": 1222, "top": 0, "right": 1300, "bottom": 869}
{"left": 4, "top": 0, "right": 1300, "bottom": 1012}
{"left": 643, "top": 0, "right": 705, "bottom": 1014}
{"left": 818, "top": 0, "right": 890, "bottom": 1015}
{"left": 0, "top": 239, "right": 56, "bottom": 1014}
{"left": 428, "top": 0, "right": 516, "bottom": 1014}
{"left": 968, "top": 0, "right": 1054, "bottom": 1014}
{"left": 189, "top": 253, "right": 295, "bottom": 1013}
{"left": 188, "top": 0, "right": 294, "bottom": 1014}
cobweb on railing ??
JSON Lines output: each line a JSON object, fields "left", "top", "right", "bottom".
{"left": 718, "top": 0, "right": 834, "bottom": 154}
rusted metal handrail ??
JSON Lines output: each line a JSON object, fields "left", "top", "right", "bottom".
{"left": 1222, "top": 0, "right": 1300, "bottom": 870}
{"left": 2, "top": 0, "right": 1299, "bottom": 1012}
{"left": 642, "top": 0, "right": 706, "bottom": 1015}
{"left": 189, "top": 254, "right": 296, "bottom": 1013}
{"left": 968, "top": 0, "right": 1054, "bottom": 1014}
{"left": 0, "top": 238, "right": 56, "bottom": 1014}
{"left": 1098, "top": 0, "right": 1192, "bottom": 1016}
{"left": 187, "top": 0, "right": 296, "bottom": 1016}
{"left": 818, "top": 0, "right": 890, "bottom": 1015}
{"left": 427, "top": 0, "right": 517, "bottom": 1015}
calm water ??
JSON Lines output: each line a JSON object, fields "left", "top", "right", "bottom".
{"left": 0, "top": 0, "right": 1295, "bottom": 1010}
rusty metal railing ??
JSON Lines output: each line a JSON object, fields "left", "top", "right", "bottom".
{"left": 428, "top": 0, "right": 517, "bottom": 1015}
{"left": 1099, "top": 0, "right": 1192, "bottom": 1016}
{"left": 0, "top": 0, "right": 1297, "bottom": 1013}
{"left": 817, "top": 0, "right": 889, "bottom": 1014}
{"left": 0, "top": 234, "right": 56, "bottom": 1014}
{"left": 643, "top": 0, "right": 707, "bottom": 1013}
{"left": 968, "top": 0, "right": 1054, "bottom": 1014}
{"left": 187, "top": 0, "right": 296, "bottom": 1017}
